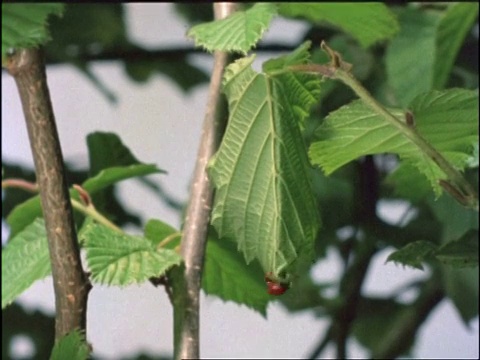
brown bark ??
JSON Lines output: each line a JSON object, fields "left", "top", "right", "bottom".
{"left": 7, "top": 48, "right": 91, "bottom": 338}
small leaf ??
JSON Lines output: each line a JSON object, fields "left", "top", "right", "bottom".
{"left": 187, "top": 3, "right": 277, "bottom": 55}
{"left": 2, "top": 219, "right": 50, "bottom": 308}
{"left": 82, "top": 222, "right": 182, "bottom": 286}
{"left": 50, "top": 329, "right": 89, "bottom": 360}
{"left": 436, "top": 230, "right": 479, "bottom": 268}
{"left": 209, "top": 42, "right": 320, "bottom": 278}
{"left": 2, "top": 3, "right": 64, "bottom": 58}
{"left": 203, "top": 231, "right": 270, "bottom": 316}
{"left": 386, "top": 241, "right": 437, "bottom": 270}
{"left": 278, "top": 3, "right": 399, "bottom": 48}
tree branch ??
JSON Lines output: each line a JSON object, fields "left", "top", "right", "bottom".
{"left": 40, "top": 43, "right": 295, "bottom": 66}
{"left": 6, "top": 48, "right": 91, "bottom": 339}
{"left": 172, "top": 3, "right": 239, "bottom": 359}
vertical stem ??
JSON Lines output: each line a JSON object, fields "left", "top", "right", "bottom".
{"left": 6, "top": 48, "right": 91, "bottom": 338}
{"left": 173, "top": 3, "right": 239, "bottom": 359}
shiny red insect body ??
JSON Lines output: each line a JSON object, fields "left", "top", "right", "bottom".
{"left": 265, "top": 273, "right": 289, "bottom": 296}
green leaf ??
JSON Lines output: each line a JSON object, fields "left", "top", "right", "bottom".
{"left": 352, "top": 297, "right": 409, "bottom": 355}
{"left": 87, "top": 132, "right": 144, "bottom": 176}
{"left": 203, "top": 230, "right": 270, "bottom": 316}
{"left": 209, "top": 42, "right": 321, "bottom": 278}
{"left": 6, "top": 164, "right": 164, "bottom": 239}
{"left": 50, "top": 329, "right": 89, "bottom": 360}
{"left": 443, "top": 266, "right": 479, "bottom": 324}
{"left": 428, "top": 192, "right": 479, "bottom": 241}
{"left": 385, "top": 7, "right": 440, "bottom": 107}
{"left": 82, "top": 222, "right": 182, "bottom": 286}
{"left": 386, "top": 241, "right": 437, "bottom": 270}
{"left": 145, "top": 220, "right": 271, "bottom": 315}
{"left": 2, "top": 3, "right": 64, "bottom": 58}
{"left": 187, "top": 3, "right": 277, "bottom": 55}
{"left": 434, "top": 3, "right": 479, "bottom": 89}
{"left": 6, "top": 132, "right": 165, "bottom": 239}
{"left": 2, "top": 219, "right": 50, "bottom": 309}
{"left": 278, "top": 3, "right": 399, "bottom": 48}
{"left": 385, "top": 163, "right": 432, "bottom": 203}
{"left": 309, "top": 89, "right": 479, "bottom": 197}
{"left": 436, "top": 230, "right": 479, "bottom": 268}
{"left": 386, "top": 4, "right": 478, "bottom": 107}
{"left": 82, "top": 164, "right": 165, "bottom": 193}
{"left": 144, "top": 218, "right": 179, "bottom": 247}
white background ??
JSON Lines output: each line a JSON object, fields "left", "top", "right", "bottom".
{"left": 2, "top": 3, "right": 478, "bottom": 359}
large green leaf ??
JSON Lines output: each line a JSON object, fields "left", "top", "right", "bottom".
{"left": 2, "top": 219, "right": 50, "bottom": 309}
{"left": 309, "top": 89, "right": 478, "bottom": 197}
{"left": 2, "top": 3, "right": 64, "bottom": 58}
{"left": 209, "top": 42, "right": 320, "bottom": 278}
{"left": 81, "top": 222, "right": 182, "bottom": 286}
{"left": 50, "top": 330, "right": 89, "bottom": 360}
{"left": 278, "top": 3, "right": 399, "bottom": 48}
{"left": 187, "top": 3, "right": 277, "bottom": 55}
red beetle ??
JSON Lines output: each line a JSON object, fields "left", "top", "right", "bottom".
{"left": 265, "top": 273, "right": 289, "bottom": 296}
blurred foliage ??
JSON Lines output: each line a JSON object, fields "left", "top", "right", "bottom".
{"left": 2, "top": 2, "right": 478, "bottom": 359}
{"left": 44, "top": 4, "right": 209, "bottom": 101}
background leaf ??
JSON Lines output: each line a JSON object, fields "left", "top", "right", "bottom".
{"left": 50, "top": 329, "right": 89, "bottom": 360}
{"left": 443, "top": 266, "right": 479, "bottom": 324}
{"left": 278, "top": 3, "right": 399, "bottom": 48}
{"left": 6, "top": 132, "right": 165, "bottom": 238}
{"left": 187, "top": 3, "right": 277, "bottom": 54}
{"left": 436, "top": 230, "right": 479, "bottom": 268}
{"left": 434, "top": 3, "right": 479, "bottom": 89}
{"left": 202, "top": 230, "right": 271, "bottom": 316}
{"left": 2, "top": 219, "right": 50, "bottom": 309}
{"left": 386, "top": 4, "right": 478, "bottom": 107}
{"left": 6, "top": 164, "right": 164, "bottom": 239}
{"left": 82, "top": 222, "right": 182, "bottom": 286}
{"left": 2, "top": 3, "right": 64, "bottom": 58}
{"left": 209, "top": 43, "right": 320, "bottom": 277}
{"left": 385, "top": 7, "right": 440, "bottom": 107}
{"left": 386, "top": 241, "right": 437, "bottom": 270}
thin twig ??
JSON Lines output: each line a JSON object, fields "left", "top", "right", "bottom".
{"left": 172, "top": 3, "right": 239, "bottom": 359}
{"left": 6, "top": 48, "right": 91, "bottom": 339}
